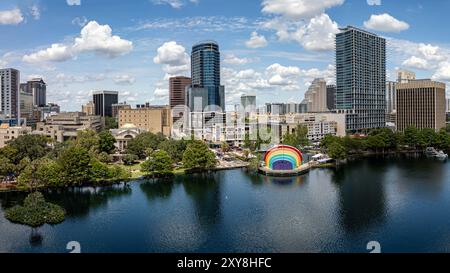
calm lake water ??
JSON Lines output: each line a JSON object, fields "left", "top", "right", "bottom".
{"left": 1, "top": 156, "right": 450, "bottom": 253}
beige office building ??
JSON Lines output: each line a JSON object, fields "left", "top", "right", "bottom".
{"left": 302, "top": 78, "right": 328, "bottom": 112}
{"left": 397, "top": 70, "right": 416, "bottom": 83}
{"left": 118, "top": 106, "right": 172, "bottom": 137}
{"left": 34, "top": 112, "right": 103, "bottom": 142}
{"left": 82, "top": 101, "right": 95, "bottom": 116}
{"left": 0, "top": 124, "right": 32, "bottom": 148}
{"left": 112, "top": 102, "right": 131, "bottom": 118}
{"left": 396, "top": 80, "right": 446, "bottom": 132}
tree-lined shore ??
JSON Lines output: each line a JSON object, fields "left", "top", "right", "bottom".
{"left": 0, "top": 130, "right": 217, "bottom": 191}
{"left": 320, "top": 126, "right": 450, "bottom": 160}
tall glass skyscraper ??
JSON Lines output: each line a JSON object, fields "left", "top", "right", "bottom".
{"left": 336, "top": 26, "right": 386, "bottom": 132}
{"left": 189, "top": 40, "right": 225, "bottom": 112}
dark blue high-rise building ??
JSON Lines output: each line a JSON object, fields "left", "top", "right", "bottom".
{"left": 188, "top": 40, "right": 225, "bottom": 112}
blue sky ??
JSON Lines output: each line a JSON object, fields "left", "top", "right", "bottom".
{"left": 0, "top": 0, "right": 449, "bottom": 111}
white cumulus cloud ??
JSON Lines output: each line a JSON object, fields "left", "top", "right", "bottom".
{"left": 223, "top": 54, "right": 254, "bottom": 65}
{"left": 154, "top": 87, "right": 169, "bottom": 98}
{"left": 432, "top": 62, "right": 450, "bottom": 82}
{"left": 402, "top": 56, "right": 429, "bottom": 70}
{"left": 151, "top": 0, "right": 184, "bottom": 9}
{"left": 418, "top": 43, "right": 446, "bottom": 62}
{"left": 114, "top": 75, "right": 136, "bottom": 85}
{"left": 245, "top": 32, "right": 268, "bottom": 49}
{"left": 67, "top": 0, "right": 81, "bottom": 6}
{"left": 262, "top": 0, "right": 344, "bottom": 19}
{"left": 30, "top": 4, "right": 40, "bottom": 20}
{"left": 292, "top": 13, "right": 339, "bottom": 51}
{"left": 72, "top": 16, "right": 88, "bottom": 27}
{"left": 0, "top": 8, "right": 24, "bottom": 25}
{"left": 23, "top": 44, "right": 73, "bottom": 63}
{"left": 367, "top": 0, "right": 381, "bottom": 5}
{"left": 364, "top": 13, "right": 409, "bottom": 33}
{"left": 153, "top": 41, "right": 190, "bottom": 77}
{"left": 23, "top": 21, "right": 133, "bottom": 63}
{"left": 73, "top": 21, "right": 133, "bottom": 57}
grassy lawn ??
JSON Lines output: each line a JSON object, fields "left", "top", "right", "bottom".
{"left": 122, "top": 163, "right": 145, "bottom": 179}
{"left": 121, "top": 163, "right": 188, "bottom": 178}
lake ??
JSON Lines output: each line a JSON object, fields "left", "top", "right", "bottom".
{"left": 1, "top": 156, "right": 450, "bottom": 253}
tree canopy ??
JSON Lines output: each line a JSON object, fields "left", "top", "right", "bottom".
{"left": 141, "top": 150, "right": 174, "bottom": 175}
{"left": 282, "top": 125, "right": 310, "bottom": 148}
{"left": 126, "top": 132, "right": 166, "bottom": 159}
{"left": 182, "top": 141, "right": 217, "bottom": 170}
{"left": 5, "top": 192, "right": 65, "bottom": 227}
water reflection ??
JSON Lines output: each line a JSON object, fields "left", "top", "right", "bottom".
{"left": 262, "top": 175, "right": 305, "bottom": 186}
{"left": 390, "top": 155, "right": 446, "bottom": 196}
{"left": 0, "top": 157, "right": 449, "bottom": 253}
{"left": 332, "top": 159, "right": 387, "bottom": 233}
{"left": 181, "top": 173, "right": 222, "bottom": 227}
{"left": 0, "top": 184, "right": 132, "bottom": 218}
{"left": 140, "top": 179, "right": 175, "bottom": 200}
{"left": 29, "top": 228, "right": 43, "bottom": 247}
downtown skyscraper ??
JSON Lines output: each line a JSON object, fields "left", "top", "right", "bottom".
{"left": 93, "top": 90, "right": 119, "bottom": 117}
{"left": 336, "top": 26, "right": 386, "bottom": 132}
{"left": 0, "top": 68, "right": 20, "bottom": 120}
{"left": 186, "top": 40, "right": 225, "bottom": 112}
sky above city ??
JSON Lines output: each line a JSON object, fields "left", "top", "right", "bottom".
{"left": 0, "top": 0, "right": 449, "bottom": 111}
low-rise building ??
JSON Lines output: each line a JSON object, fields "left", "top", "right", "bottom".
{"left": 33, "top": 112, "right": 102, "bottom": 142}
{"left": 110, "top": 123, "right": 148, "bottom": 152}
{"left": 118, "top": 106, "right": 172, "bottom": 137}
{"left": 175, "top": 111, "right": 345, "bottom": 146}
{"left": 0, "top": 124, "right": 32, "bottom": 148}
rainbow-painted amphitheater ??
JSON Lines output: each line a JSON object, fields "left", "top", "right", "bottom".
{"left": 260, "top": 145, "right": 309, "bottom": 176}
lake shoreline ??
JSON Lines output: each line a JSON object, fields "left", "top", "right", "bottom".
{"left": 0, "top": 150, "right": 432, "bottom": 194}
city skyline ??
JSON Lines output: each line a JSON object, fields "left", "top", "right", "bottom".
{"left": 0, "top": 0, "right": 450, "bottom": 112}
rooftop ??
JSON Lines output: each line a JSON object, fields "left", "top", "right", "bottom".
{"left": 339, "top": 25, "right": 381, "bottom": 37}
{"left": 192, "top": 40, "right": 219, "bottom": 47}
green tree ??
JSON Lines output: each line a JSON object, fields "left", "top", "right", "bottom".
{"left": 96, "top": 152, "right": 112, "bottom": 163}
{"left": 1, "top": 135, "right": 49, "bottom": 164}
{"left": 17, "top": 158, "right": 60, "bottom": 190}
{"left": 435, "top": 129, "right": 450, "bottom": 151}
{"left": 366, "top": 135, "right": 387, "bottom": 153}
{"left": 0, "top": 157, "right": 15, "bottom": 179}
{"left": 141, "top": 150, "right": 174, "bottom": 175}
{"left": 75, "top": 130, "right": 100, "bottom": 153}
{"left": 122, "top": 154, "right": 138, "bottom": 165}
{"left": 343, "top": 136, "right": 365, "bottom": 153}
{"left": 90, "top": 159, "right": 111, "bottom": 180}
{"left": 243, "top": 133, "right": 256, "bottom": 151}
{"left": 126, "top": 132, "right": 166, "bottom": 159}
{"left": 98, "top": 131, "right": 116, "bottom": 154}
{"left": 404, "top": 126, "right": 420, "bottom": 149}
{"left": 158, "top": 139, "right": 188, "bottom": 163}
{"left": 5, "top": 192, "right": 65, "bottom": 227}
{"left": 57, "top": 146, "right": 93, "bottom": 186}
{"left": 419, "top": 128, "right": 437, "bottom": 148}
{"left": 105, "top": 117, "right": 118, "bottom": 130}
{"left": 328, "top": 142, "right": 347, "bottom": 161}
{"left": 182, "top": 141, "right": 217, "bottom": 170}
{"left": 221, "top": 142, "right": 230, "bottom": 153}
{"left": 282, "top": 125, "right": 310, "bottom": 148}
{"left": 108, "top": 165, "right": 131, "bottom": 180}
{"left": 320, "top": 134, "right": 341, "bottom": 150}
